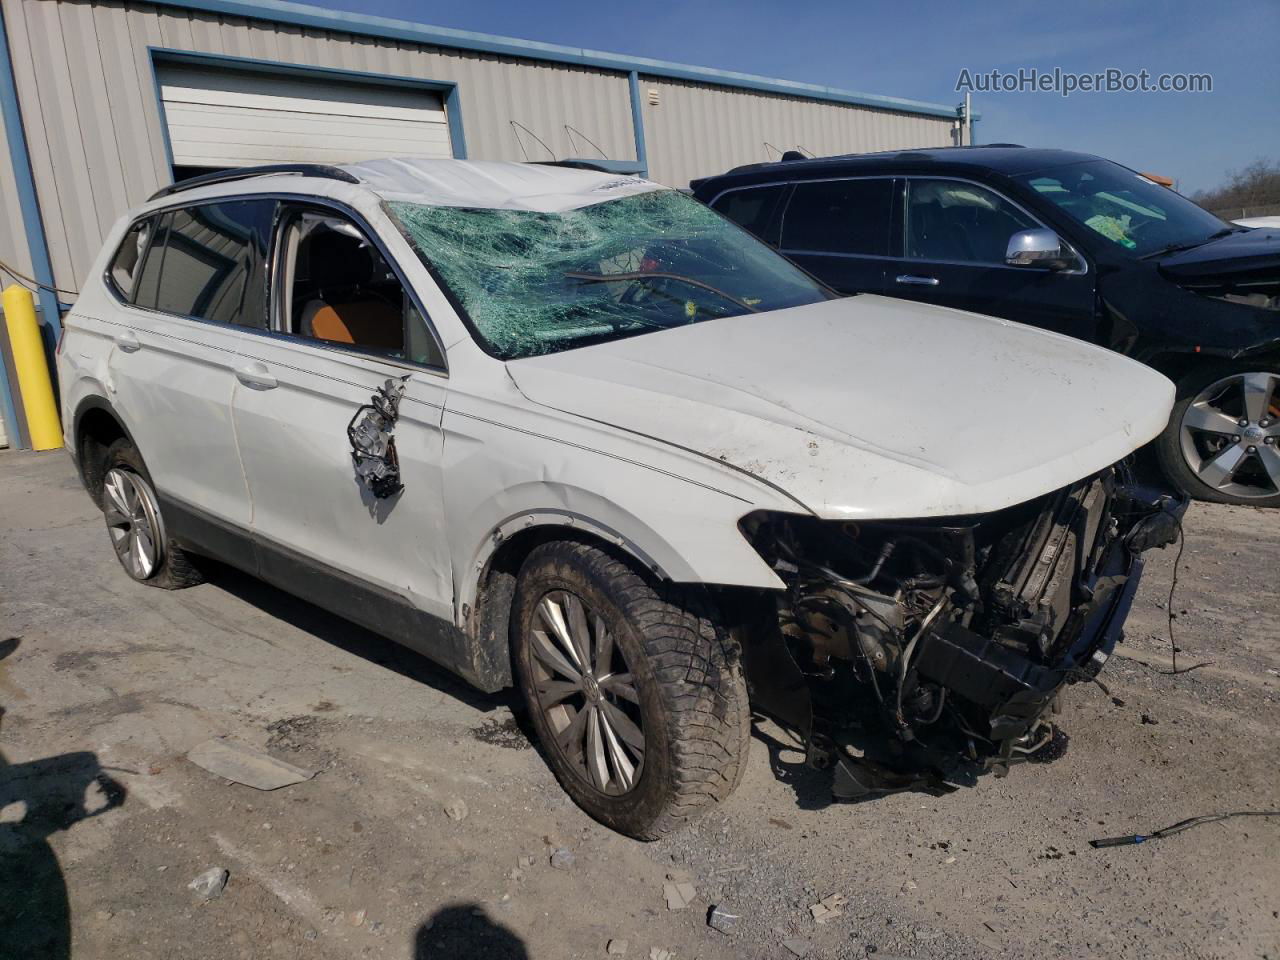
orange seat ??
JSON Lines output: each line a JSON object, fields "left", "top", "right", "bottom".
{"left": 307, "top": 300, "right": 402, "bottom": 350}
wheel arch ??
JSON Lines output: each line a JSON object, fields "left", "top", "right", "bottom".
{"left": 71, "top": 396, "right": 136, "bottom": 508}
{"left": 456, "top": 485, "right": 785, "bottom": 691}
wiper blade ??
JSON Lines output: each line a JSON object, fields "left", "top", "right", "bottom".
{"left": 565, "top": 270, "right": 760, "bottom": 313}
{"left": 1139, "top": 241, "right": 1204, "bottom": 260}
{"left": 1140, "top": 227, "right": 1241, "bottom": 261}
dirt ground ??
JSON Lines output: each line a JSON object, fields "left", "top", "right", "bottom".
{"left": 1, "top": 448, "right": 1278, "bottom": 960}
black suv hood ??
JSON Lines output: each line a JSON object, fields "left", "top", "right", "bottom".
{"left": 1157, "top": 227, "right": 1280, "bottom": 288}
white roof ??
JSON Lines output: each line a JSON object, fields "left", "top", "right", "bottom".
{"left": 341, "top": 157, "right": 663, "bottom": 212}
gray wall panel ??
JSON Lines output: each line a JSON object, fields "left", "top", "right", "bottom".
{"left": 639, "top": 76, "right": 954, "bottom": 187}
{"left": 0, "top": 97, "right": 35, "bottom": 285}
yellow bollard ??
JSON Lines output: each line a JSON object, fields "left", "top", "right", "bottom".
{"left": 3, "top": 284, "right": 62, "bottom": 451}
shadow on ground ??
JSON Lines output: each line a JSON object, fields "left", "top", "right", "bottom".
{"left": 412, "top": 903, "right": 529, "bottom": 959}
{"left": 0, "top": 638, "right": 128, "bottom": 960}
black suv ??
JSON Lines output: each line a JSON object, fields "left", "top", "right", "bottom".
{"left": 692, "top": 147, "right": 1280, "bottom": 505}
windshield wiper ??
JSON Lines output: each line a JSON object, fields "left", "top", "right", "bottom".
{"left": 1139, "top": 227, "right": 1242, "bottom": 261}
{"left": 565, "top": 271, "right": 760, "bottom": 313}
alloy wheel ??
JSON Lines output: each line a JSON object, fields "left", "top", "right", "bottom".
{"left": 1179, "top": 371, "right": 1280, "bottom": 500}
{"left": 528, "top": 590, "right": 645, "bottom": 795}
{"left": 103, "top": 467, "right": 164, "bottom": 580}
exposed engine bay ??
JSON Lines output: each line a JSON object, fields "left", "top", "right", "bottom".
{"left": 738, "top": 466, "right": 1184, "bottom": 799}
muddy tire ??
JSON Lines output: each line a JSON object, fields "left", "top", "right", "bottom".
{"left": 511, "top": 540, "right": 750, "bottom": 840}
{"left": 1155, "top": 361, "right": 1280, "bottom": 506}
{"left": 100, "top": 439, "right": 204, "bottom": 589}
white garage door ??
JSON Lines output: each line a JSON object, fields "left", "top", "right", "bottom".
{"left": 157, "top": 65, "right": 452, "bottom": 168}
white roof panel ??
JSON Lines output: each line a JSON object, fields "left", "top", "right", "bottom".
{"left": 343, "top": 157, "right": 663, "bottom": 211}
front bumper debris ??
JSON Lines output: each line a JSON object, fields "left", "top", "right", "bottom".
{"left": 738, "top": 468, "right": 1186, "bottom": 800}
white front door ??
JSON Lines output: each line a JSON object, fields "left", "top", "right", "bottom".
{"left": 230, "top": 203, "right": 454, "bottom": 621}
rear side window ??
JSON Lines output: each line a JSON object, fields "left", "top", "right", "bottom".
{"left": 107, "top": 218, "right": 155, "bottom": 301}
{"left": 711, "top": 185, "right": 785, "bottom": 242}
{"left": 134, "top": 199, "right": 276, "bottom": 328}
{"left": 781, "top": 178, "right": 893, "bottom": 256}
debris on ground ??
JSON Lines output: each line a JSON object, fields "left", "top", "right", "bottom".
{"left": 1141, "top": 713, "right": 1159, "bottom": 725}
{"left": 648, "top": 949, "right": 673, "bottom": 960}
{"left": 606, "top": 938, "right": 628, "bottom": 955}
{"left": 518, "top": 854, "right": 535, "bottom": 869}
{"left": 781, "top": 938, "right": 812, "bottom": 957}
{"left": 187, "top": 867, "right": 229, "bottom": 901}
{"left": 186, "top": 738, "right": 315, "bottom": 790}
{"left": 707, "top": 903, "right": 738, "bottom": 934}
{"left": 549, "top": 847, "right": 575, "bottom": 870}
{"left": 349, "top": 909, "right": 366, "bottom": 927}
{"left": 808, "top": 892, "right": 846, "bottom": 924}
{"left": 662, "top": 871, "right": 697, "bottom": 910}
{"left": 443, "top": 797, "right": 469, "bottom": 821}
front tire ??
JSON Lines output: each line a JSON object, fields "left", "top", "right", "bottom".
{"left": 1155, "top": 362, "right": 1280, "bottom": 506}
{"left": 511, "top": 541, "right": 750, "bottom": 840}
{"left": 100, "top": 439, "right": 204, "bottom": 589}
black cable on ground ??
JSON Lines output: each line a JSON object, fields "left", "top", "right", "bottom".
{"left": 1161, "top": 513, "right": 1212, "bottom": 676}
{"left": 1090, "top": 810, "right": 1280, "bottom": 848}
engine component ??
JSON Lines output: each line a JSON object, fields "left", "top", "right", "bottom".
{"left": 738, "top": 467, "right": 1187, "bottom": 800}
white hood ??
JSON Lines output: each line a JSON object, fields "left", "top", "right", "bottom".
{"left": 507, "top": 295, "right": 1175, "bottom": 519}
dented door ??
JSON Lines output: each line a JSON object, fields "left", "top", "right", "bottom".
{"left": 230, "top": 339, "right": 454, "bottom": 621}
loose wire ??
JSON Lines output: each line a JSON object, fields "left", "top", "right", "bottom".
{"left": 1161, "top": 513, "right": 1211, "bottom": 675}
{"left": 1090, "top": 810, "right": 1280, "bottom": 848}
{"left": 0, "top": 256, "right": 79, "bottom": 297}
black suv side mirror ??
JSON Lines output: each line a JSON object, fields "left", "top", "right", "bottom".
{"left": 1005, "top": 229, "right": 1072, "bottom": 270}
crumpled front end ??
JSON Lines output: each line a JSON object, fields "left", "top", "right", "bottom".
{"left": 737, "top": 465, "right": 1185, "bottom": 799}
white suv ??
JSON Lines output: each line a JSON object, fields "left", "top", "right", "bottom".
{"left": 60, "top": 158, "right": 1181, "bottom": 838}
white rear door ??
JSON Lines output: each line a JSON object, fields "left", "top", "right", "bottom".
{"left": 156, "top": 64, "right": 452, "bottom": 168}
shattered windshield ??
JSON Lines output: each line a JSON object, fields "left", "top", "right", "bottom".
{"left": 1015, "top": 159, "right": 1230, "bottom": 258}
{"left": 388, "top": 189, "right": 828, "bottom": 360}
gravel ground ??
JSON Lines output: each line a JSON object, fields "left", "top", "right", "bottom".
{"left": 1, "top": 448, "right": 1277, "bottom": 960}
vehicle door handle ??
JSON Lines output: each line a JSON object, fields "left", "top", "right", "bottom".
{"left": 234, "top": 361, "right": 277, "bottom": 390}
{"left": 895, "top": 274, "right": 940, "bottom": 286}
{"left": 114, "top": 330, "right": 141, "bottom": 352}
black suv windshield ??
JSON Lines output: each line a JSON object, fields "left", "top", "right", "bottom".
{"left": 1015, "top": 159, "right": 1230, "bottom": 258}
{"left": 388, "top": 189, "right": 827, "bottom": 360}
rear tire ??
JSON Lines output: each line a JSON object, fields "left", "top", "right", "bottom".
{"left": 1155, "top": 361, "right": 1280, "bottom": 506}
{"left": 100, "top": 439, "right": 204, "bottom": 589}
{"left": 511, "top": 540, "right": 750, "bottom": 840}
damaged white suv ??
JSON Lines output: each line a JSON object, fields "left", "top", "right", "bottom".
{"left": 60, "top": 159, "right": 1183, "bottom": 838}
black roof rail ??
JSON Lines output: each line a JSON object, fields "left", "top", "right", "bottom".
{"left": 529, "top": 158, "right": 646, "bottom": 175}
{"left": 148, "top": 163, "right": 361, "bottom": 201}
{"left": 979, "top": 143, "right": 1025, "bottom": 148}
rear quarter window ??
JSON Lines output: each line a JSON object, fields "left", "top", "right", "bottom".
{"left": 106, "top": 218, "right": 155, "bottom": 301}
{"left": 710, "top": 185, "right": 786, "bottom": 242}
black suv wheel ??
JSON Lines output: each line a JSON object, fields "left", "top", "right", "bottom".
{"left": 1156, "top": 362, "right": 1280, "bottom": 506}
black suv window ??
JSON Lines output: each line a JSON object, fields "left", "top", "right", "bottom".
{"left": 780, "top": 178, "right": 893, "bottom": 256}
{"left": 134, "top": 199, "right": 276, "bottom": 328}
{"left": 906, "top": 179, "right": 1038, "bottom": 264}
{"left": 710, "top": 185, "right": 786, "bottom": 241}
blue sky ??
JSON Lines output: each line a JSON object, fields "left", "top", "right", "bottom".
{"left": 312, "top": 0, "right": 1278, "bottom": 194}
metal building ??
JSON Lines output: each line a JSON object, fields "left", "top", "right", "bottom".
{"left": 0, "top": 0, "right": 962, "bottom": 445}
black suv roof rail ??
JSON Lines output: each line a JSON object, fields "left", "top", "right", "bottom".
{"left": 148, "top": 163, "right": 361, "bottom": 201}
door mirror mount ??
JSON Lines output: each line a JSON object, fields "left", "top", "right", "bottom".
{"left": 1006, "top": 229, "right": 1071, "bottom": 270}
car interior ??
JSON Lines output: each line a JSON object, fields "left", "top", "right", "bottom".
{"left": 276, "top": 213, "right": 403, "bottom": 353}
